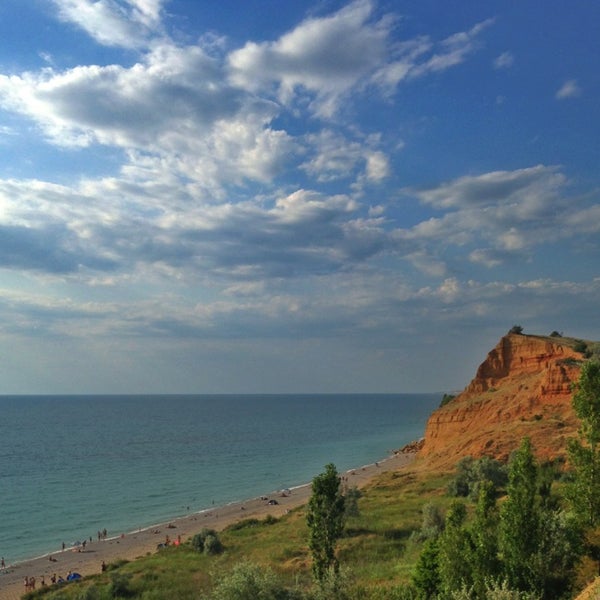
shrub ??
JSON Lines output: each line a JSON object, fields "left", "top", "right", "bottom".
{"left": 211, "top": 561, "right": 301, "bottom": 600}
{"left": 509, "top": 325, "right": 523, "bottom": 334}
{"left": 440, "top": 393, "right": 456, "bottom": 408}
{"left": 203, "top": 533, "right": 223, "bottom": 555}
{"left": 448, "top": 456, "right": 507, "bottom": 500}
{"left": 191, "top": 528, "right": 223, "bottom": 555}
{"left": 412, "top": 502, "right": 445, "bottom": 541}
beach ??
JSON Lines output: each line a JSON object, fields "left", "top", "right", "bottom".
{"left": 0, "top": 450, "right": 416, "bottom": 600}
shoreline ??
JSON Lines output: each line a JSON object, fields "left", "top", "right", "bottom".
{"left": 0, "top": 450, "right": 417, "bottom": 600}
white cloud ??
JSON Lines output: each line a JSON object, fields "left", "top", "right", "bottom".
{"left": 228, "top": 0, "right": 388, "bottom": 118}
{"left": 51, "top": 0, "right": 165, "bottom": 48}
{"left": 229, "top": 2, "right": 493, "bottom": 117}
{"left": 556, "top": 79, "right": 582, "bottom": 99}
{"left": 493, "top": 51, "right": 514, "bottom": 69}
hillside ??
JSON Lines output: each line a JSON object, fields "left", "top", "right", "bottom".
{"left": 421, "top": 332, "right": 595, "bottom": 467}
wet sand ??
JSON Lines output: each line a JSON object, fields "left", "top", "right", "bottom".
{"left": 0, "top": 451, "right": 416, "bottom": 600}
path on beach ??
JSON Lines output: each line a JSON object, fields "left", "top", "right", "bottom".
{"left": 0, "top": 451, "right": 415, "bottom": 600}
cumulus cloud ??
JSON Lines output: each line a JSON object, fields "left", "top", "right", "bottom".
{"left": 229, "top": 1, "right": 494, "bottom": 117}
{"left": 556, "top": 79, "right": 582, "bottom": 99}
{"left": 493, "top": 51, "right": 514, "bottom": 69}
{"left": 399, "top": 165, "right": 596, "bottom": 271}
{"left": 51, "top": 0, "right": 165, "bottom": 48}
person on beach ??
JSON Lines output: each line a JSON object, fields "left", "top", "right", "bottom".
{"left": 1, "top": 556, "right": 5, "bottom": 570}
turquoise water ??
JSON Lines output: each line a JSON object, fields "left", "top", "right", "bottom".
{"left": 0, "top": 394, "right": 439, "bottom": 565}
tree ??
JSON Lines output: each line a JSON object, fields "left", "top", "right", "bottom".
{"left": 412, "top": 538, "right": 441, "bottom": 600}
{"left": 567, "top": 360, "right": 600, "bottom": 527}
{"left": 437, "top": 501, "right": 474, "bottom": 596}
{"left": 306, "top": 463, "right": 345, "bottom": 584}
{"left": 470, "top": 480, "right": 501, "bottom": 596}
{"left": 498, "top": 438, "right": 539, "bottom": 591}
{"left": 499, "top": 437, "right": 582, "bottom": 598}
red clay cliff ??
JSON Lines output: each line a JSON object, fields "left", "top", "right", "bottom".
{"left": 420, "top": 333, "right": 587, "bottom": 468}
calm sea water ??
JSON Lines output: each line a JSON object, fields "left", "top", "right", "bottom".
{"left": 0, "top": 394, "right": 438, "bottom": 565}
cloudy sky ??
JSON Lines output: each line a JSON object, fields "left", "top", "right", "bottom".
{"left": 0, "top": 0, "right": 597, "bottom": 394}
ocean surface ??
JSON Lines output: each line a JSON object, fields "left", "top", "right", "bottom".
{"left": 0, "top": 394, "right": 439, "bottom": 565}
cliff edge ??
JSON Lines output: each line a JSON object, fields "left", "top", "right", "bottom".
{"left": 421, "top": 333, "right": 587, "bottom": 468}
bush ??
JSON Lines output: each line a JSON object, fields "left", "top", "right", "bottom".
{"left": 509, "top": 325, "right": 523, "bottom": 334}
{"left": 211, "top": 561, "right": 301, "bottom": 600}
{"left": 411, "top": 502, "right": 445, "bottom": 541}
{"left": 191, "top": 528, "right": 223, "bottom": 555}
{"left": 440, "top": 393, "right": 456, "bottom": 408}
{"left": 448, "top": 456, "right": 507, "bottom": 500}
{"left": 203, "top": 533, "right": 223, "bottom": 555}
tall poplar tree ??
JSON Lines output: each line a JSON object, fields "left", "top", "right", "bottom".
{"left": 306, "top": 463, "right": 345, "bottom": 584}
{"left": 567, "top": 360, "right": 600, "bottom": 527}
{"left": 499, "top": 437, "right": 539, "bottom": 591}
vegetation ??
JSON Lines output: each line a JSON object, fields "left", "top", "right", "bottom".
{"left": 447, "top": 455, "right": 507, "bottom": 500}
{"left": 412, "top": 438, "right": 583, "bottom": 600}
{"left": 306, "top": 463, "right": 346, "bottom": 585}
{"left": 440, "top": 393, "right": 455, "bottom": 408}
{"left": 567, "top": 361, "right": 600, "bottom": 527}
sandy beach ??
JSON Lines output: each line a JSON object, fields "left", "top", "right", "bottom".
{"left": 0, "top": 450, "right": 416, "bottom": 600}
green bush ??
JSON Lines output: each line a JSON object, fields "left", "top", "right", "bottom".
{"left": 191, "top": 527, "right": 223, "bottom": 555}
{"left": 440, "top": 393, "right": 456, "bottom": 408}
{"left": 448, "top": 456, "right": 507, "bottom": 500}
{"left": 211, "top": 561, "right": 301, "bottom": 600}
{"left": 203, "top": 533, "right": 223, "bottom": 555}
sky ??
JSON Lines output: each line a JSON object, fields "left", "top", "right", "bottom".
{"left": 0, "top": 0, "right": 598, "bottom": 394}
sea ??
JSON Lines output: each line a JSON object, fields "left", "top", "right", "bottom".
{"left": 0, "top": 393, "right": 439, "bottom": 566}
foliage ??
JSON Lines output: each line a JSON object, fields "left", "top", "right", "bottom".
{"left": 191, "top": 528, "right": 223, "bottom": 555}
{"left": 412, "top": 538, "right": 441, "bottom": 599}
{"left": 470, "top": 481, "right": 501, "bottom": 595}
{"left": 449, "top": 579, "right": 541, "bottom": 599}
{"left": 211, "top": 562, "right": 301, "bottom": 600}
{"left": 413, "top": 439, "right": 582, "bottom": 599}
{"left": 438, "top": 501, "right": 473, "bottom": 595}
{"left": 499, "top": 438, "right": 583, "bottom": 598}
{"left": 509, "top": 325, "right": 524, "bottom": 334}
{"left": 440, "top": 393, "right": 456, "bottom": 407}
{"left": 448, "top": 455, "right": 507, "bottom": 499}
{"left": 499, "top": 438, "right": 542, "bottom": 591}
{"left": 411, "top": 502, "right": 445, "bottom": 541}
{"left": 567, "top": 360, "right": 600, "bottom": 527}
{"left": 550, "top": 331, "right": 563, "bottom": 338}
{"left": 306, "top": 463, "right": 346, "bottom": 584}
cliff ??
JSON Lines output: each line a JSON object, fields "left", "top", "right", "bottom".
{"left": 421, "top": 333, "right": 587, "bottom": 468}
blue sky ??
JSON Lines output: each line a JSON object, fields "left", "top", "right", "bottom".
{"left": 0, "top": 0, "right": 598, "bottom": 394}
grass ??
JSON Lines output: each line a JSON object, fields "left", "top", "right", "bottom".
{"left": 23, "top": 466, "right": 453, "bottom": 600}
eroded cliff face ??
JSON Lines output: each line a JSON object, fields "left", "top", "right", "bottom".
{"left": 421, "top": 334, "right": 583, "bottom": 468}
